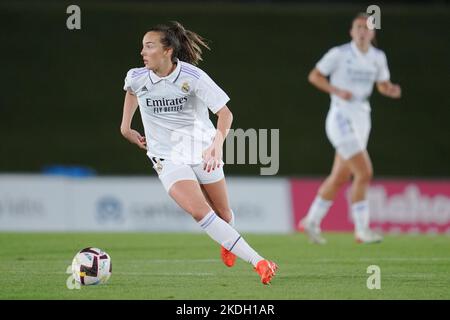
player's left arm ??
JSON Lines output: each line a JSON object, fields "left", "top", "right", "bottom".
{"left": 376, "top": 81, "right": 402, "bottom": 99}
{"left": 213, "top": 106, "right": 233, "bottom": 146}
{"left": 203, "top": 106, "right": 233, "bottom": 172}
{"left": 375, "top": 51, "right": 401, "bottom": 99}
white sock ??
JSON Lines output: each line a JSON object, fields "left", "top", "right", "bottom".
{"left": 351, "top": 200, "right": 370, "bottom": 233}
{"left": 199, "top": 211, "right": 264, "bottom": 267}
{"left": 305, "top": 196, "right": 332, "bottom": 225}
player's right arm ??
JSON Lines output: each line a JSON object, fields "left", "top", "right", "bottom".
{"left": 308, "top": 68, "right": 352, "bottom": 100}
{"left": 120, "top": 90, "right": 147, "bottom": 150}
{"left": 309, "top": 47, "right": 352, "bottom": 100}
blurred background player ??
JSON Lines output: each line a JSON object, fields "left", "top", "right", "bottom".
{"left": 299, "top": 13, "right": 402, "bottom": 244}
{"left": 120, "top": 21, "right": 277, "bottom": 284}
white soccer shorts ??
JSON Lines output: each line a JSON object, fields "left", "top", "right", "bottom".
{"left": 325, "top": 107, "right": 371, "bottom": 160}
{"left": 150, "top": 157, "right": 225, "bottom": 192}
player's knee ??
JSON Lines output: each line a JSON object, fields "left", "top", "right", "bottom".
{"left": 329, "top": 174, "right": 350, "bottom": 188}
{"left": 354, "top": 168, "right": 372, "bottom": 184}
{"left": 186, "top": 204, "right": 212, "bottom": 221}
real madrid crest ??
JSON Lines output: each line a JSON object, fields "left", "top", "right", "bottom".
{"left": 181, "top": 82, "right": 190, "bottom": 93}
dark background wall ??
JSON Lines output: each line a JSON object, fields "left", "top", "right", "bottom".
{"left": 0, "top": 1, "right": 449, "bottom": 177}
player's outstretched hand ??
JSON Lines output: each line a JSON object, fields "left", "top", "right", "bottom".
{"left": 121, "top": 128, "right": 147, "bottom": 150}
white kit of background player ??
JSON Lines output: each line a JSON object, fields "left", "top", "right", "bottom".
{"left": 300, "top": 14, "right": 401, "bottom": 244}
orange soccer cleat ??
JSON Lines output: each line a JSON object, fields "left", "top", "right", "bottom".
{"left": 221, "top": 246, "right": 237, "bottom": 267}
{"left": 254, "top": 260, "right": 278, "bottom": 285}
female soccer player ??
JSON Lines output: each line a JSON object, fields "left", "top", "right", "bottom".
{"left": 300, "top": 13, "right": 402, "bottom": 244}
{"left": 120, "top": 21, "right": 277, "bottom": 284}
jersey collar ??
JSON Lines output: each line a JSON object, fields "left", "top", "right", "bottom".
{"left": 350, "top": 41, "right": 373, "bottom": 58}
{"left": 148, "top": 59, "right": 182, "bottom": 84}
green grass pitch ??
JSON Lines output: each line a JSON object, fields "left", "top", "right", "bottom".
{"left": 0, "top": 232, "right": 449, "bottom": 299}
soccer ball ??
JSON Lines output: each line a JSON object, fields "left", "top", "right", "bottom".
{"left": 71, "top": 247, "right": 112, "bottom": 285}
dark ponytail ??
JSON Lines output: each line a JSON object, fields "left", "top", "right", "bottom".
{"left": 149, "top": 21, "right": 210, "bottom": 65}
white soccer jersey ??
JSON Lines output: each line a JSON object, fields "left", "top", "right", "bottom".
{"left": 316, "top": 41, "right": 390, "bottom": 112}
{"left": 124, "top": 59, "right": 230, "bottom": 164}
